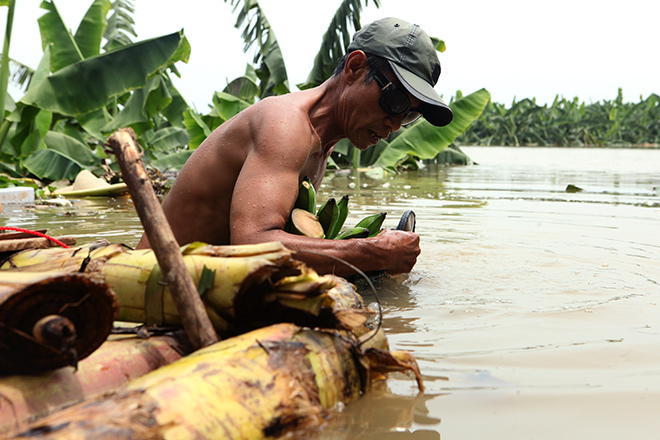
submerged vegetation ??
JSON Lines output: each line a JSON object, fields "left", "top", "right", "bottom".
{"left": 457, "top": 89, "right": 660, "bottom": 147}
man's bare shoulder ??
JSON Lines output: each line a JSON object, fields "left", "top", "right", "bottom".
{"left": 244, "top": 95, "right": 319, "bottom": 148}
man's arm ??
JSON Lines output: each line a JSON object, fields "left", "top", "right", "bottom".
{"left": 228, "top": 108, "right": 420, "bottom": 276}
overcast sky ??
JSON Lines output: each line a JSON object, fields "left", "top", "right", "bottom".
{"left": 4, "top": 0, "right": 660, "bottom": 110}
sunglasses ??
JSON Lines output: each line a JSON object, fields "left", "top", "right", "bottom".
{"left": 372, "top": 69, "right": 422, "bottom": 126}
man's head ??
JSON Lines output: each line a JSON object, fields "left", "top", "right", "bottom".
{"left": 345, "top": 17, "right": 453, "bottom": 127}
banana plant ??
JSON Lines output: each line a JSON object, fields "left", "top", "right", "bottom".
{"left": 330, "top": 88, "right": 491, "bottom": 170}
{"left": 223, "top": 0, "right": 290, "bottom": 97}
{"left": 0, "top": 0, "right": 191, "bottom": 182}
{"left": 458, "top": 89, "right": 660, "bottom": 147}
{"left": 373, "top": 88, "right": 491, "bottom": 171}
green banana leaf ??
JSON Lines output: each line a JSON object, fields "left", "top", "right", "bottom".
{"left": 301, "top": 0, "right": 381, "bottom": 89}
{"left": 103, "top": 0, "right": 137, "bottom": 51}
{"left": 225, "top": 0, "right": 289, "bottom": 97}
{"left": 20, "top": 31, "right": 189, "bottom": 116}
{"left": 374, "top": 88, "right": 491, "bottom": 170}
{"left": 77, "top": 108, "right": 110, "bottom": 141}
{"left": 8, "top": 106, "right": 52, "bottom": 157}
{"left": 74, "top": 0, "right": 112, "bottom": 59}
{"left": 101, "top": 74, "right": 176, "bottom": 134}
{"left": 160, "top": 81, "right": 188, "bottom": 128}
{"left": 37, "top": 0, "right": 84, "bottom": 73}
{"left": 22, "top": 131, "right": 101, "bottom": 180}
{"left": 142, "top": 126, "right": 189, "bottom": 152}
{"left": 150, "top": 150, "right": 193, "bottom": 171}
{"left": 211, "top": 91, "right": 252, "bottom": 122}
{"left": 183, "top": 108, "right": 212, "bottom": 150}
{"left": 223, "top": 74, "right": 259, "bottom": 103}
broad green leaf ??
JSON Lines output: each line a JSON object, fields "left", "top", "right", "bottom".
{"left": 102, "top": 74, "right": 176, "bottom": 134}
{"left": 212, "top": 91, "right": 251, "bottom": 121}
{"left": 23, "top": 149, "right": 82, "bottom": 181}
{"left": 103, "top": 0, "right": 137, "bottom": 51}
{"left": 77, "top": 108, "right": 110, "bottom": 141}
{"left": 23, "top": 131, "right": 100, "bottom": 180}
{"left": 101, "top": 87, "right": 149, "bottom": 132}
{"left": 223, "top": 75, "right": 259, "bottom": 103}
{"left": 150, "top": 149, "right": 193, "bottom": 171}
{"left": 183, "top": 108, "right": 211, "bottom": 150}
{"left": 74, "top": 0, "right": 112, "bottom": 59}
{"left": 3, "top": 93, "right": 15, "bottom": 116}
{"left": 0, "top": 162, "right": 21, "bottom": 178}
{"left": 38, "top": 0, "right": 84, "bottom": 72}
{"left": 160, "top": 82, "right": 188, "bottom": 128}
{"left": 20, "top": 31, "right": 188, "bottom": 116}
{"left": 0, "top": 1, "right": 11, "bottom": 7}
{"left": 8, "top": 106, "right": 51, "bottom": 157}
{"left": 43, "top": 131, "right": 100, "bottom": 167}
{"left": 25, "top": 45, "right": 52, "bottom": 93}
{"left": 144, "top": 75, "right": 173, "bottom": 118}
{"left": 226, "top": 0, "right": 289, "bottom": 96}
{"left": 375, "top": 88, "right": 491, "bottom": 170}
{"left": 19, "top": 130, "right": 44, "bottom": 158}
{"left": 258, "top": 38, "right": 289, "bottom": 96}
{"left": 144, "top": 126, "right": 189, "bottom": 152}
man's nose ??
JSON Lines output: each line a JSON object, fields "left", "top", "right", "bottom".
{"left": 384, "top": 114, "right": 403, "bottom": 131}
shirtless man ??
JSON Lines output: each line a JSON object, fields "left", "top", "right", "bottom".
{"left": 137, "top": 18, "right": 453, "bottom": 276}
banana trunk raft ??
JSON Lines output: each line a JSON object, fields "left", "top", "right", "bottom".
{"left": 7, "top": 323, "right": 422, "bottom": 440}
{"left": 1, "top": 240, "right": 371, "bottom": 342}
{"left": 0, "top": 241, "right": 423, "bottom": 438}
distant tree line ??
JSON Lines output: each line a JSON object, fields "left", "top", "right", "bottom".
{"left": 456, "top": 89, "right": 660, "bottom": 147}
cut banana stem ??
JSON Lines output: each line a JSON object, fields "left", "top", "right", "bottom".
{"left": 288, "top": 208, "right": 325, "bottom": 238}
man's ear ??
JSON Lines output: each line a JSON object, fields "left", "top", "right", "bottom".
{"left": 343, "top": 50, "right": 369, "bottom": 85}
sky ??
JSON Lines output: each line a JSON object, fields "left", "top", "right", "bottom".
{"left": 4, "top": 0, "right": 660, "bottom": 111}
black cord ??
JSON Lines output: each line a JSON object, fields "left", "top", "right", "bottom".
{"left": 292, "top": 249, "right": 382, "bottom": 346}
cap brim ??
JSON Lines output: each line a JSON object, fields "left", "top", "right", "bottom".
{"left": 388, "top": 61, "right": 453, "bottom": 127}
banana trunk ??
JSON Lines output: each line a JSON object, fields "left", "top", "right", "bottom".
{"left": 8, "top": 323, "right": 422, "bottom": 440}
{"left": 2, "top": 241, "right": 371, "bottom": 338}
{"left": 0, "top": 272, "right": 119, "bottom": 374}
{"left": 0, "top": 333, "right": 184, "bottom": 435}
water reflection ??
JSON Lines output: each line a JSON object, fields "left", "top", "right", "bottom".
{"left": 312, "top": 387, "right": 442, "bottom": 440}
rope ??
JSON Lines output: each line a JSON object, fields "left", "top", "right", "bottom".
{"left": 0, "top": 227, "right": 70, "bottom": 248}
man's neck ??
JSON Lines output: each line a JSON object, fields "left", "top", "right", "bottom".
{"left": 306, "top": 79, "right": 346, "bottom": 154}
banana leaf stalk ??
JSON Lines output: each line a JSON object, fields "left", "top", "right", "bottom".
{"left": 0, "top": 272, "right": 119, "bottom": 374}
{"left": 8, "top": 323, "right": 423, "bottom": 440}
{"left": 0, "top": 333, "right": 184, "bottom": 435}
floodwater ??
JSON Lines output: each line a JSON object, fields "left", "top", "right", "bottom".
{"left": 2, "top": 146, "right": 660, "bottom": 439}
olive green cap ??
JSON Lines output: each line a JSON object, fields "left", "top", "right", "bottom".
{"left": 347, "top": 17, "right": 453, "bottom": 127}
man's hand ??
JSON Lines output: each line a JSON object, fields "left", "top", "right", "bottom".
{"left": 368, "top": 229, "right": 421, "bottom": 274}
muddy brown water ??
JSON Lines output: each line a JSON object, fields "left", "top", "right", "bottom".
{"left": 2, "top": 146, "right": 659, "bottom": 439}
